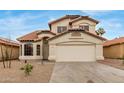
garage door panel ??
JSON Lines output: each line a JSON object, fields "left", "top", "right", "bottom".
{"left": 56, "top": 45, "right": 95, "bottom": 62}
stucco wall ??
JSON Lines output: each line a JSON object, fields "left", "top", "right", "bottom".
{"left": 49, "top": 32, "right": 103, "bottom": 44}
{"left": 49, "top": 32, "right": 104, "bottom": 61}
{"left": 51, "top": 18, "right": 70, "bottom": 33}
{"left": 103, "top": 44, "right": 124, "bottom": 59}
{"left": 71, "top": 19, "right": 97, "bottom": 34}
{"left": 96, "top": 44, "right": 104, "bottom": 60}
{"left": 51, "top": 18, "right": 97, "bottom": 35}
{"left": 38, "top": 33, "right": 54, "bottom": 38}
{"left": 0, "top": 44, "right": 19, "bottom": 61}
{"left": 19, "top": 41, "right": 43, "bottom": 61}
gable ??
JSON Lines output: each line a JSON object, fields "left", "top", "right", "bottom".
{"left": 17, "top": 30, "right": 56, "bottom": 42}
{"left": 70, "top": 16, "right": 99, "bottom": 25}
{"left": 48, "top": 15, "right": 80, "bottom": 29}
{"left": 38, "top": 32, "right": 55, "bottom": 38}
{"left": 71, "top": 19, "right": 97, "bottom": 27}
{"left": 50, "top": 18, "right": 70, "bottom": 33}
{"left": 49, "top": 31, "right": 104, "bottom": 45}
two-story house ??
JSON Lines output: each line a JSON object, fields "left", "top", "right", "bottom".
{"left": 17, "top": 15, "right": 106, "bottom": 62}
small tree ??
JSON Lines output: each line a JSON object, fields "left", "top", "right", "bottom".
{"left": 0, "top": 35, "right": 13, "bottom": 68}
{"left": 0, "top": 45, "right": 5, "bottom": 68}
{"left": 9, "top": 45, "right": 13, "bottom": 68}
{"left": 20, "top": 63, "right": 33, "bottom": 76}
{"left": 96, "top": 27, "right": 106, "bottom": 36}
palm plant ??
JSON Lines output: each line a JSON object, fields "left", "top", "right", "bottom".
{"left": 96, "top": 27, "right": 106, "bottom": 36}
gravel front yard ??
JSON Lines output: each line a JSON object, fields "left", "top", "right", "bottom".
{"left": 0, "top": 60, "right": 55, "bottom": 83}
{"left": 99, "top": 58, "right": 124, "bottom": 70}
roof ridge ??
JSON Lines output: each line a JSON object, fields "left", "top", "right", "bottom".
{"left": 0, "top": 37, "right": 19, "bottom": 44}
{"left": 48, "top": 29, "right": 106, "bottom": 41}
{"left": 17, "top": 30, "right": 39, "bottom": 40}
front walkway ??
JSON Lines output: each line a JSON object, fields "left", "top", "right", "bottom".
{"left": 50, "top": 62, "right": 124, "bottom": 83}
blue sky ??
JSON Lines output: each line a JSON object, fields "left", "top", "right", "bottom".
{"left": 0, "top": 10, "right": 123, "bottom": 41}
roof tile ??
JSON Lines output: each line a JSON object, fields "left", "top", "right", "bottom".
{"left": 0, "top": 37, "right": 19, "bottom": 47}
{"left": 17, "top": 30, "right": 56, "bottom": 41}
{"left": 103, "top": 37, "right": 124, "bottom": 47}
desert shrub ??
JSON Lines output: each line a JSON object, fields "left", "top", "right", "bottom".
{"left": 20, "top": 63, "right": 33, "bottom": 76}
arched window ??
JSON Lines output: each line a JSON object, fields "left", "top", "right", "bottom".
{"left": 79, "top": 23, "right": 89, "bottom": 31}
{"left": 37, "top": 45, "right": 40, "bottom": 56}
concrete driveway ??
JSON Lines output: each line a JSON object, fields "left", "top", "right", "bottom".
{"left": 50, "top": 62, "right": 124, "bottom": 83}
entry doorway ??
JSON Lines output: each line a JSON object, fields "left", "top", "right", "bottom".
{"left": 42, "top": 37, "right": 49, "bottom": 60}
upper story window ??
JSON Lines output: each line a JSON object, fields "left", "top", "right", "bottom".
{"left": 57, "top": 26, "right": 67, "bottom": 33}
{"left": 37, "top": 45, "right": 40, "bottom": 56}
{"left": 79, "top": 24, "right": 89, "bottom": 31}
{"left": 24, "top": 43, "right": 33, "bottom": 56}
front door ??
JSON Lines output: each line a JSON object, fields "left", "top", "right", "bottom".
{"left": 42, "top": 37, "right": 49, "bottom": 60}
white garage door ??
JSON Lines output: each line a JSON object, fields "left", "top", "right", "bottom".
{"left": 56, "top": 45, "right": 96, "bottom": 62}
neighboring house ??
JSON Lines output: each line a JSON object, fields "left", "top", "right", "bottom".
{"left": 103, "top": 37, "right": 124, "bottom": 59}
{"left": 17, "top": 15, "right": 106, "bottom": 62}
{"left": 0, "top": 37, "right": 19, "bottom": 61}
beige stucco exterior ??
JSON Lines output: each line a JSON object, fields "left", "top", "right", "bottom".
{"left": 0, "top": 44, "right": 19, "bottom": 61}
{"left": 51, "top": 18, "right": 97, "bottom": 35}
{"left": 38, "top": 32, "right": 54, "bottom": 38}
{"left": 103, "top": 44, "right": 124, "bottom": 59}
{"left": 18, "top": 15, "right": 104, "bottom": 62}
{"left": 71, "top": 19, "right": 97, "bottom": 34}
{"left": 19, "top": 41, "right": 42, "bottom": 61}
{"left": 19, "top": 33, "right": 54, "bottom": 61}
{"left": 51, "top": 18, "right": 71, "bottom": 33}
{"left": 49, "top": 32, "right": 104, "bottom": 62}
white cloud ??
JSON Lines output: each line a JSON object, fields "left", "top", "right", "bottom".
{"left": 81, "top": 10, "right": 111, "bottom": 16}
{"left": 0, "top": 12, "right": 48, "bottom": 40}
{"left": 96, "top": 18, "right": 123, "bottom": 39}
{"left": 97, "top": 18, "right": 122, "bottom": 29}
{"left": 48, "top": 17, "right": 55, "bottom": 22}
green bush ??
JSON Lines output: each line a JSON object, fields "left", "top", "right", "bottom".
{"left": 20, "top": 63, "right": 33, "bottom": 76}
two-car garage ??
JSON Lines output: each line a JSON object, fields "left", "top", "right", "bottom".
{"left": 48, "top": 30, "right": 105, "bottom": 62}
{"left": 56, "top": 44, "right": 96, "bottom": 62}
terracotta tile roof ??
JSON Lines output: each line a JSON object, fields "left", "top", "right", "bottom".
{"left": 69, "top": 16, "right": 99, "bottom": 24}
{"left": 37, "top": 30, "right": 56, "bottom": 35}
{"left": 103, "top": 37, "right": 124, "bottom": 47}
{"left": 48, "top": 28, "right": 106, "bottom": 41}
{"left": 0, "top": 37, "right": 19, "bottom": 47}
{"left": 49, "top": 15, "right": 80, "bottom": 25}
{"left": 17, "top": 31, "right": 38, "bottom": 41}
{"left": 17, "top": 30, "right": 56, "bottom": 42}
{"left": 48, "top": 15, "right": 99, "bottom": 29}
{"left": 48, "top": 15, "right": 80, "bottom": 29}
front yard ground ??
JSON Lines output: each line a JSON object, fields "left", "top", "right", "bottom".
{"left": 99, "top": 58, "right": 124, "bottom": 70}
{"left": 0, "top": 60, "right": 55, "bottom": 83}
{"left": 1, "top": 59, "right": 124, "bottom": 83}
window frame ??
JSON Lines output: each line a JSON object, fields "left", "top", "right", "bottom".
{"left": 20, "top": 45, "right": 22, "bottom": 56}
{"left": 36, "top": 44, "right": 40, "bottom": 56}
{"left": 24, "top": 43, "right": 33, "bottom": 56}
{"left": 57, "top": 26, "right": 67, "bottom": 33}
{"left": 79, "top": 24, "right": 89, "bottom": 31}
